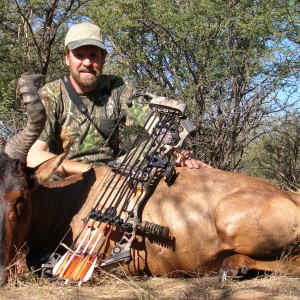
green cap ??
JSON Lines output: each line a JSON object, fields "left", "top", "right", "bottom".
{"left": 65, "top": 22, "right": 106, "bottom": 50}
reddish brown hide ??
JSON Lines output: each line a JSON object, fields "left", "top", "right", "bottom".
{"left": 0, "top": 156, "right": 33, "bottom": 285}
{"left": 2, "top": 74, "right": 298, "bottom": 285}
{"left": 26, "top": 164, "right": 300, "bottom": 280}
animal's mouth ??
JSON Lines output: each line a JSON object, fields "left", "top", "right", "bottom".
{"left": 0, "top": 269, "right": 8, "bottom": 287}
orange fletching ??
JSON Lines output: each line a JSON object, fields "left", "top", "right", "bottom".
{"left": 61, "top": 254, "right": 82, "bottom": 279}
{"left": 71, "top": 255, "right": 96, "bottom": 281}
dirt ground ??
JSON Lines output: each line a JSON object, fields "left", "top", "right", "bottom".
{"left": 1, "top": 270, "right": 299, "bottom": 300}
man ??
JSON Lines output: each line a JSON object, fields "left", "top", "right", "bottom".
{"left": 27, "top": 22, "right": 210, "bottom": 177}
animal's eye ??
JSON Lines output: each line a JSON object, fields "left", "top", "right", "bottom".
{"left": 15, "top": 200, "right": 27, "bottom": 217}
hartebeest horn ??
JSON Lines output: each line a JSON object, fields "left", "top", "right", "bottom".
{"left": 4, "top": 74, "right": 46, "bottom": 162}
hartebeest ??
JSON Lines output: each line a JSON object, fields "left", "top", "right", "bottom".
{"left": 0, "top": 75, "right": 299, "bottom": 286}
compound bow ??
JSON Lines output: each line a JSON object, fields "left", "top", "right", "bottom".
{"left": 46, "top": 92, "right": 196, "bottom": 285}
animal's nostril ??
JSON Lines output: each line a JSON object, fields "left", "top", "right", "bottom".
{"left": 0, "top": 272, "right": 8, "bottom": 287}
{"left": 0, "top": 279, "right": 7, "bottom": 287}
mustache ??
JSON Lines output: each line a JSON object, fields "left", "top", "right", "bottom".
{"left": 78, "top": 67, "right": 97, "bottom": 74}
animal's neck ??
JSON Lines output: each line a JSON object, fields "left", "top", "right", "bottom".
{"left": 28, "top": 172, "right": 92, "bottom": 253}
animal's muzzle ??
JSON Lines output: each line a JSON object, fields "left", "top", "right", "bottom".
{"left": 0, "top": 268, "right": 8, "bottom": 287}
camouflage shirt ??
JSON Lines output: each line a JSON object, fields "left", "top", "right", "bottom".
{"left": 38, "top": 74, "right": 140, "bottom": 166}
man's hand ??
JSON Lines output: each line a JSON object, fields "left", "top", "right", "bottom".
{"left": 175, "top": 149, "right": 212, "bottom": 169}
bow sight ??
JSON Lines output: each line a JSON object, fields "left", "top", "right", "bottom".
{"left": 46, "top": 92, "right": 196, "bottom": 285}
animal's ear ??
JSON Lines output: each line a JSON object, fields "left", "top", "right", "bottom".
{"left": 32, "top": 153, "right": 68, "bottom": 184}
{"left": 26, "top": 167, "right": 40, "bottom": 191}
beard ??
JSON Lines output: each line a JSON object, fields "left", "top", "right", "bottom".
{"left": 71, "top": 66, "right": 101, "bottom": 91}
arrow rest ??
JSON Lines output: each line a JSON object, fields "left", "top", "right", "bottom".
{"left": 47, "top": 92, "right": 196, "bottom": 285}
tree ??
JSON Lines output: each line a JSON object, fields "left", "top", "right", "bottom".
{"left": 0, "top": 0, "right": 85, "bottom": 138}
{"left": 85, "top": 0, "right": 300, "bottom": 170}
{"left": 0, "top": 0, "right": 86, "bottom": 137}
{"left": 2, "top": 0, "right": 86, "bottom": 75}
{"left": 242, "top": 111, "right": 300, "bottom": 191}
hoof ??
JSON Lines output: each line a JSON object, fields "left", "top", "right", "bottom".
{"left": 219, "top": 268, "right": 240, "bottom": 283}
{"left": 241, "top": 264, "right": 249, "bottom": 275}
{"left": 219, "top": 269, "right": 228, "bottom": 283}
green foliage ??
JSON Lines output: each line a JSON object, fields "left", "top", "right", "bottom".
{"left": 84, "top": 0, "right": 300, "bottom": 170}
{"left": 0, "top": 0, "right": 84, "bottom": 119}
{"left": 242, "top": 112, "right": 300, "bottom": 190}
{"left": 0, "top": 0, "right": 298, "bottom": 186}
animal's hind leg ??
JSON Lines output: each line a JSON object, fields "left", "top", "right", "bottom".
{"left": 219, "top": 254, "right": 251, "bottom": 283}
{"left": 219, "top": 253, "right": 300, "bottom": 283}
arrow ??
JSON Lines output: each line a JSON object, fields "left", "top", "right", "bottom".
{"left": 52, "top": 219, "right": 95, "bottom": 278}
{"left": 62, "top": 220, "right": 102, "bottom": 284}
{"left": 77, "top": 225, "right": 114, "bottom": 286}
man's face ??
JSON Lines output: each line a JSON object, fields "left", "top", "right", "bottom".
{"left": 65, "top": 45, "right": 106, "bottom": 93}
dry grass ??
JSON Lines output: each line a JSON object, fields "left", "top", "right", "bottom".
{"left": 1, "top": 266, "right": 299, "bottom": 300}
{"left": 1, "top": 245, "right": 299, "bottom": 300}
